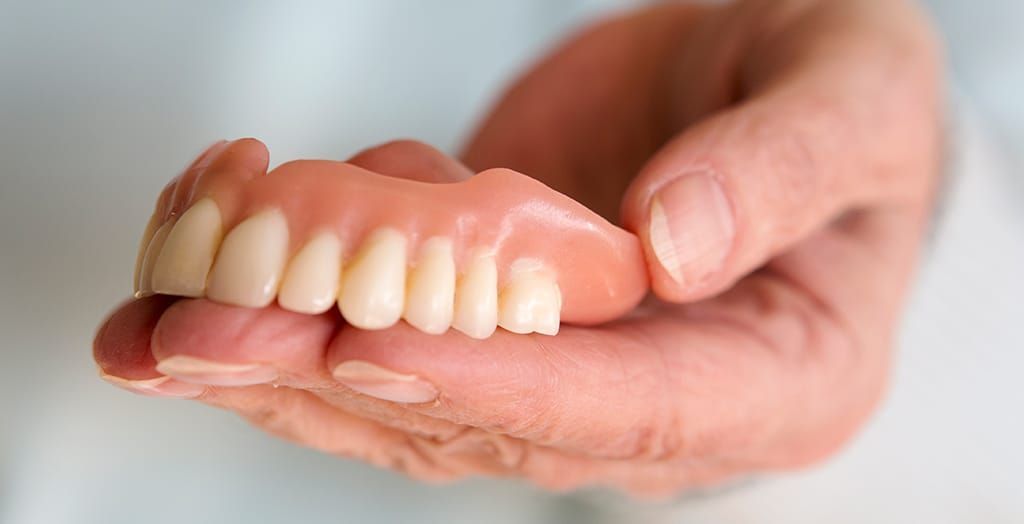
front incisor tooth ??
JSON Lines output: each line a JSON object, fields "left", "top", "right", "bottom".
{"left": 338, "top": 228, "right": 407, "bottom": 329}
{"left": 133, "top": 214, "right": 160, "bottom": 295}
{"left": 151, "top": 198, "right": 224, "bottom": 297}
{"left": 452, "top": 252, "right": 498, "bottom": 339}
{"left": 278, "top": 231, "right": 342, "bottom": 315}
{"left": 403, "top": 237, "right": 455, "bottom": 334}
{"left": 206, "top": 209, "right": 289, "bottom": 308}
{"left": 135, "top": 219, "right": 175, "bottom": 298}
{"left": 497, "top": 265, "right": 562, "bottom": 336}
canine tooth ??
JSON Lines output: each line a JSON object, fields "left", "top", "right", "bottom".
{"left": 403, "top": 237, "right": 455, "bottom": 334}
{"left": 133, "top": 214, "right": 159, "bottom": 294}
{"left": 206, "top": 209, "right": 289, "bottom": 308}
{"left": 151, "top": 198, "right": 223, "bottom": 297}
{"left": 338, "top": 228, "right": 407, "bottom": 329}
{"left": 135, "top": 219, "right": 175, "bottom": 298}
{"left": 278, "top": 231, "right": 342, "bottom": 314}
{"left": 497, "top": 264, "right": 561, "bottom": 335}
{"left": 452, "top": 251, "right": 498, "bottom": 339}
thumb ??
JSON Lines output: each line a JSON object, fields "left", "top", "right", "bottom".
{"left": 621, "top": 0, "right": 940, "bottom": 302}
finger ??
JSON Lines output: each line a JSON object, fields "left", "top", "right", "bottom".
{"left": 154, "top": 313, "right": 749, "bottom": 496}
{"left": 323, "top": 210, "right": 924, "bottom": 470}
{"left": 346, "top": 139, "right": 474, "bottom": 183}
{"left": 197, "top": 384, "right": 512, "bottom": 483}
{"left": 148, "top": 297, "right": 461, "bottom": 429}
{"left": 94, "top": 297, "right": 690, "bottom": 488}
{"left": 327, "top": 320, "right": 686, "bottom": 459}
{"left": 149, "top": 299, "right": 337, "bottom": 387}
{"left": 621, "top": 0, "right": 942, "bottom": 302}
{"left": 102, "top": 277, "right": 656, "bottom": 490}
{"left": 93, "top": 296, "right": 206, "bottom": 398}
{"left": 195, "top": 378, "right": 717, "bottom": 493}
{"left": 322, "top": 287, "right": 861, "bottom": 469}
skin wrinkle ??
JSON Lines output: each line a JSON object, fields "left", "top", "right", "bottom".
{"left": 665, "top": 335, "right": 770, "bottom": 461}
{"left": 539, "top": 329, "right": 670, "bottom": 460}
{"left": 207, "top": 385, "right": 461, "bottom": 482}
{"left": 650, "top": 293, "right": 822, "bottom": 459}
{"left": 315, "top": 388, "right": 465, "bottom": 441}
{"left": 434, "top": 427, "right": 528, "bottom": 470}
{"left": 604, "top": 321, "right": 685, "bottom": 462}
{"left": 395, "top": 435, "right": 460, "bottom": 480}
{"left": 242, "top": 377, "right": 618, "bottom": 485}
{"left": 498, "top": 335, "right": 571, "bottom": 438}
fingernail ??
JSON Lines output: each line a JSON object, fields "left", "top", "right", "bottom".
{"left": 332, "top": 360, "right": 438, "bottom": 404}
{"left": 99, "top": 371, "right": 206, "bottom": 398}
{"left": 648, "top": 172, "right": 735, "bottom": 286}
{"left": 155, "top": 355, "right": 278, "bottom": 386}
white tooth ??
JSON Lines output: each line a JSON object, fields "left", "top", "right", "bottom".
{"left": 452, "top": 251, "right": 498, "bottom": 339}
{"left": 133, "top": 213, "right": 159, "bottom": 295}
{"left": 135, "top": 219, "right": 175, "bottom": 298}
{"left": 206, "top": 209, "right": 289, "bottom": 308}
{"left": 151, "top": 198, "right": 224, "bottom": 297}
{"left": 278, "top": 231, "right": 342, "bottom": 314}
{"left": 497, "top": 262, "right": 561, "bottom": 335}
{"left": 338, "top": 228, "right": 407, "bottom": 329}
{"left": 403, "top": 237, "right": 455, "bottom": 334}
{"left": 531, "top": 290, "right": 562, "bottom": 336}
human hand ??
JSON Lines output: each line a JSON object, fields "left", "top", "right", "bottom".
{"left": 95, "top": 0, "right": 943, "bottom": 497}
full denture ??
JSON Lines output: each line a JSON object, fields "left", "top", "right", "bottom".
{"left": 133, "top": 145, "right": 648, "bottom": 339}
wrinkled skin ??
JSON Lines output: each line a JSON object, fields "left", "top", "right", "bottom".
{"left": 94, "top": 0, "right": 943, "bottom": 497}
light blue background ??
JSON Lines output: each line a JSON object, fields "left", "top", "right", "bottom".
{"left": 1, "top": 1, "right": 1021, "bottom": 522}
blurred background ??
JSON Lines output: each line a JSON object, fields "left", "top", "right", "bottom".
{"left": 1, "top": 1, "right": 1021, "bottom": 522}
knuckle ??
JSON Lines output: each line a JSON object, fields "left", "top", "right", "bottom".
{"left": 434, "top": 428, "right": 529, "bottom": 471}
{"left": 615, "top": 417, "right": 686, "bottom": 462}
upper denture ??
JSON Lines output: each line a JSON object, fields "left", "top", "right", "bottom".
{"left": 134, "top": 156, "right": 648, "bottom": 338}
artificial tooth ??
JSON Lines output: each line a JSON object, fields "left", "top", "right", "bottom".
{"left": 451, "top": 251, "right": 498, "bottom": 339}
{"left": 206, "top": 208, "right": 289, "bottom": 308}
{"left": 531, "top": 291, "right": 562, "bottom": 336}
{"left": 151, "top": 198, "right": 224, "bottom": 297}
{"left": 135, "top": 219, "right": 175, "bottom": 298}
{"left": 278, "top": 231, "right": 342, "bottom": 314}
{"left": 133, "top": 213, "right": 160, "bottom": 295}
{"left": 497, "top": 264, "right": 561, "bottom": 335}
{"left": 403, "top": 237, "right": 456, "bottom": 334}
{"left": 338, "top": 228, "right": 407, "bottom": 329}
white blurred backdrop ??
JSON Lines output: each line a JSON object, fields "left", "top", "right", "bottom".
{"left": 1, "top": 1, "right": 1021, "bottom": 523}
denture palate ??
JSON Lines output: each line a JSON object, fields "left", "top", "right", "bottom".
{"left": 133, "top": 160, "right": 648, "bottom": 339}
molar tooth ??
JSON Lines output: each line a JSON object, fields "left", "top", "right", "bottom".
{"left": 278, "top": 231, "right": 342, "bottom": 315}
{"left": 452, "top": 251, "right": 498, "bottom": 339}
{"left": 135, "top": 219, "right": 175, "bottom": 298}
{"left": 206, "top": 209, "right": 289, "bottom": 308}
{"left": 133, "top": 214, "right": 159, "bottom": 295}
{"left": 338, "top": 228, "right": 407, "bottom": 329}
{"left": 151, "top": 198, "right": 224, "bottom": 297}
{"left": 497, "top": 264, "right": 561, "bottom": 335}
{"left": 403, "top": 237, "right": 455, "bottom": 334}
